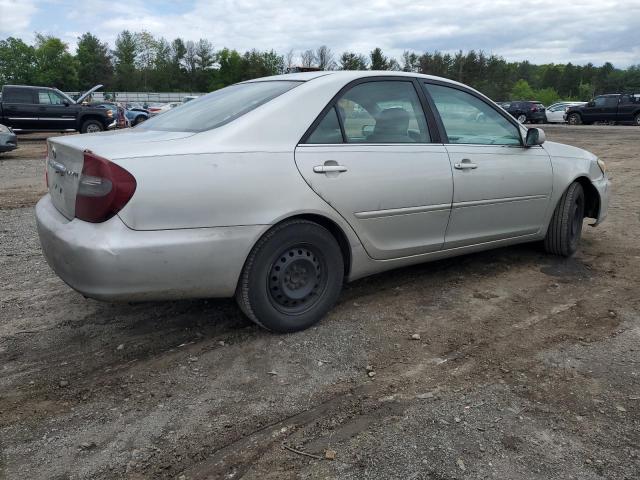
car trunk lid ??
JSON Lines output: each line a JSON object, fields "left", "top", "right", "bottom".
{"left": 46, "top": 140, "right": 84, "bottom": 220}
{"left": 46, "top": 130, "right": 196, "bottom": 219}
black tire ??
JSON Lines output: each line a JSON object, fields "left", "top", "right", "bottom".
{"left": 567, "top": 113, "right": 582, "bottom": 126}
{"left": 634, "top": 113, "right": 640, "bottom": 126}
{"left": 544, "top": 182, "right": 585, "bottom": 257}
{"left": 81, "top": 119, "right": 104, "bottom": 134}
{"left": 236, "top": 219, "right": 344, "bottom": 333}
{"left": 133, "top": 115, "right": 147, "bottom": 126}
{"left": 516, "top": 113, "right": 527, "bottom": 123}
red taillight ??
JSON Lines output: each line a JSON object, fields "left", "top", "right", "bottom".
{"left": 75, "top": 151, "right": 136, "bottom": 223}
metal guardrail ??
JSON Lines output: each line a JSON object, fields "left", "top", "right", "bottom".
{"left": 64, "top": 91, "right": 207, "bottom": 103}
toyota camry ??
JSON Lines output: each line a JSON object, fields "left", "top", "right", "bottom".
{"left": 36, "top": 71, "right": 610, "bottom": 332}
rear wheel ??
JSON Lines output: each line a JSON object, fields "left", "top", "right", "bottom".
{"left": 81, "top": 119, "right": 104, "bottom": 134}
{"left": 544, "top": 182, "right": 585, "bottom": 257}
{"left": 634, "top": 113, "right": 640, "bottom": 126}
{"left": 568, "top": 113, "right": 582, "bottom": 125}
{"left": 133, "top": 115, "right": 147, "bottom": 126}
{"left": 236, "top": 219, "right": 344, "bottom": 333}
{"left": 517, "top": 114, "right": 527, "bottom": 123}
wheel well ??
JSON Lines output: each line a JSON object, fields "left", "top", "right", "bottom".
{"left": 574, "top": 176, "right": 600, "bottom": 219}
{"left": 80, "top": 115, "right": 106, "bottom": 127}
{"left": 281, "top": 214, "right": 352, "bottom": 276}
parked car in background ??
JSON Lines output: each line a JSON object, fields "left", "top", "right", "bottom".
{"left": 545, "top": 102, "right": 587, "bottom": 123}
{"left": 182, "top": 95, "right": 199, "bottom": 103}
{"left": 124, "top": 107, "right": 149, "bottom": 126}
{"left": 0, "top": 123, "right": 17, "bottom": 153}
{"left": 0, "top": 84, "right": 114, "bottom": 133}
{"left": 504, "top": 101, "right": 546, "bottom": 123}
{"left": 36, "top": 71, "right": 609, "bottom": 333}
{"left": 147, "top": 102, "right": 180, "bottom": 116}
{"left": 565, "top": 94, "right": 640, "bottom": 125}
{"left": 93, "top": 103, "right": 127, "bottom": 129}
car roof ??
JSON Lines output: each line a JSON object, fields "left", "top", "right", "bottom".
{"left": 245, "top": 70, "right": 478, "bottom": 91}
{"left": 3, "top": 84, "right": 54, "bottom": 90}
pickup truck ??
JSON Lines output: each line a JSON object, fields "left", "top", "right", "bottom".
{"left": 0, "top": 84, "right": 115, "bottom": 133}
{"left": 565, "top": 93, "right": 640, "bottom": 126}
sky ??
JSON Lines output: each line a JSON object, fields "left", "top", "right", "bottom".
{"left": 1, "top": 0, "right": 639, "bottom": 67}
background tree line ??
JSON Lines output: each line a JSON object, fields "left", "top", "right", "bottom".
{"left": 1, "top": 31, "right": 639, "bottom": 103}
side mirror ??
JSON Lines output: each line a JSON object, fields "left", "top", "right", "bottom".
{"left": 63, "top": 100, "right": 70, "bottom": 106}
{"left": 525, "top": 128, "right": 546, "bottom": 147}
{"left": 361, "top": 125, "right": 374, "bottom": 136}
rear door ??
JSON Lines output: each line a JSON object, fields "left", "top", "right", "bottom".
{"left": 295, "top": 78, "right": 453, "bottom": 260}
{"left": 423, "top": 82, "right": 553, "bottom": 248}
{"left": 1, "top": 87, "right": 39, "bottom": 129}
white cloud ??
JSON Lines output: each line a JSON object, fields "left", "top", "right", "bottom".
{"left": 0, "top": 0, "right": 38, "bottom": 37}
{"left": 2, "top": 0, "right": 640, "bottom": 66}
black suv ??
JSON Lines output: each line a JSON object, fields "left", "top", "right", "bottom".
{"left": 0, "top": 84, "right": 114, "bottom": 133}
{"left": 565, "top": 94, "right": 640, "bottom": 126}
{"left": 502, "top": 101, "right": 546, "bottom": 124}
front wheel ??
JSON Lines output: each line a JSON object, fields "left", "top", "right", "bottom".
{"left": 236, "top": 219, "right": 344, "bottom": 333}
{"left": 133, "top": 115, "right": 147, "bottom": 126}
{"left": 81, "top": 119, "right": 104, "bottom": 134}
{"left": 517, "top": 114, "right": 527, "bottom": 123}
{"left": 634, "top": 113, "right": 640, "bottom": 126}
{"left": 568, "top": 113, "right": 582, "bottom": 125}
{"left": 544, "top": 182, "right": 585, "bottom": 257}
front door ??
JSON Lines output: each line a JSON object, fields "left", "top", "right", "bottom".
{"left": 423, "top": 82, "right": 553, "bottom": 248}
{"left": 36, "top": 90, "right": 77, "bottom": 130}
{"left": 294, "top": 79, "right": 453, "bottom": 260}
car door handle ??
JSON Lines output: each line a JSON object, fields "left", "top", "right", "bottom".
{"left": 313, "top": 164, "right": 347, "bottom": 173}
{"left": 454, "top": 159, "right": 478, "bottom": 170}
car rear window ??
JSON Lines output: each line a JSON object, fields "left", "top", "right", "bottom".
{"left": 137, "top": 81, "right": 301, "bottom": 133}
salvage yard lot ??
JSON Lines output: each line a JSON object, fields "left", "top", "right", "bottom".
{"left": 0, "top": 125, "right": 639, "bottom": 479}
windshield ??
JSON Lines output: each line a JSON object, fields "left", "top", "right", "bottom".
{"left": 138, "top": 81, "right": 302, "bottom": 132}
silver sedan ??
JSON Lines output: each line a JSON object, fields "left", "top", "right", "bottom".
{"left": 36, "top": 71, "right": 610, "bottom": 332}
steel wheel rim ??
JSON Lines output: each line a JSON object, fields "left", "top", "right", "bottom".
{"left": 267, "top": 244, "right": 328, "bottom": 314}
{"left": 518, "top": 115, "right": 526, "bottom": 123}
{"left": 86, "top": 123, "right": 101, "bottom": 133}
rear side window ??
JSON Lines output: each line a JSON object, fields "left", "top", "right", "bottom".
{"left": 424, "top": 83, "right": 522, "bottom": 146}
{"left": 138, "top": 81, "right": 301, "bottom": 132}
{"left": 307, "top": 107, "right": 343, "bottom": 144}
{"left": 3, "top": 88, "right": 34, "bottom": 104}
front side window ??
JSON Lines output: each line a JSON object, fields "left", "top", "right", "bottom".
{"left": 604, "top": 97, "right": 619, "bottom": 108}
{"left": 309, "top": 81, "right": 430, "bottom": 144}
{"left": 138, "top": 80, "right": 301, "bottom": 132}
{"left": 594, "top": 97, "right": 604, "bottom": 107}
{"left": 38, "top": 91, "right": 66, "bottom": 105}
{"left": 424, "top": 83, "right": 522, "bottom": 145}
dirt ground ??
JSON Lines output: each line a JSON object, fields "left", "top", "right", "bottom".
{"left": 0, "top": 126, "right": 639, "bottom": 480}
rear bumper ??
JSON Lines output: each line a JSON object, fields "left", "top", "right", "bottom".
{"left": 591, "top": 174, "right": 610, "bottom": 226}
{"left": 35, "top": 195, "right": 266, "bottom": 301}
